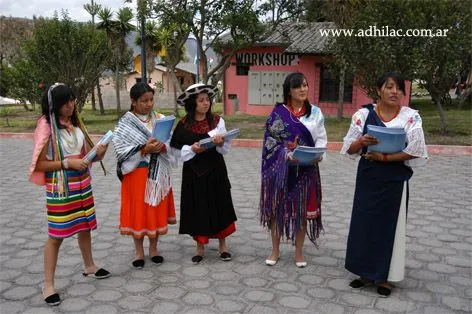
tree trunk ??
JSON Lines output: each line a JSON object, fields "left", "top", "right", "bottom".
{"left": 91, "top": 86, "right": 97, "bottom": 111}
{"left": 169, "top": 67, "right": 182, "bottom": 117}
{"left": 115, "top": 65, "right": 121, "bottom": 116}
{"left": 96, "top": 81, "right": 105, "bottom": 115}
{"left": 431, "top": 93, "right": 448, "bottom": 135}
{"left": 337, "top": 68, "right": 345, "bottom": 120}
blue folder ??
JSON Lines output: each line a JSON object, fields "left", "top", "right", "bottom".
{"left": 83, "top": 130, "right": 114, "bottom": 163}
{"left": 292, "top": 146, "right": 327, "bottom": 165}
{"left": 198, "top": 129, "right": 240, "bottom": 149}
{"left": 152, "top": 115, "right": 175, "bottom": 142}
{"left": 366, "top": 125, "right": 406, "bottom": 154}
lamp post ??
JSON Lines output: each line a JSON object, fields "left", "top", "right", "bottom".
{"left": 195, "top": 40, "right": 200, "bottom": 83}
{"left": 138, "top": 0, "right": 147, "bottom": 83}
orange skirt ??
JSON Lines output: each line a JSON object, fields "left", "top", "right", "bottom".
{"left": 120, "top": 167, "right": 176, "bottom": 238}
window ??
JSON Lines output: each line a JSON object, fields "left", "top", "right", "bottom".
{"left": 319, "top": 66, "right": 353, "bottom": 102}
{"left": 236, "top": 63, "right": 250, "bottom": 76}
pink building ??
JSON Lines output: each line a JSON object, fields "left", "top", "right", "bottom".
{"left": 223, "top": 22, "right": 411, "bottom": 117}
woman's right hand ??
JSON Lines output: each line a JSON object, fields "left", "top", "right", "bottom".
{"left": 358, "top": 134, "right": 379, "bottom": 146}
{"left": 191, "top": 142, "right": 207, "bottom": 154}
{"left": 67, "top": 158, "right": 89, "bottom": 171}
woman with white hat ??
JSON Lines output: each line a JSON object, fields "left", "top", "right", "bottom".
{"left": 170, "top": 83, "right": 237, "bottom": 264}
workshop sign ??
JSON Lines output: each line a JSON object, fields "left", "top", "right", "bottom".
{"left": 236, "top": 52, "right": 299, "bottom": 66}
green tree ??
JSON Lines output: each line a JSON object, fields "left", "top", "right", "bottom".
{"left": 152, "top": 0, "right": 263, "bottom": 84}
{"left": 97, "top": 7, "right": 135, "bottom": 115}
{"left": 6, "top": 13, "right": 110, "bottom": 111}
{"left": 326, "top": 0, "right": 471, "bottom": 134}
{"left": 319, "top": 0, "right": 362, "bottom": 119}
{"left": 84, "top": 0, "right": 106, "bottom": 114}
{"left": 258, "top": 0, "right": 305, "bottom": 31}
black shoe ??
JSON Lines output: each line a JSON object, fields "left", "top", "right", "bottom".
{"left": 132, "top": 259, "right": 145, "bottom": 268}
{"left": 191, "top": 255, "right": 203, "bottom": 264}
{"left": 82, "top": 268, "right": 111, "bottom": 279}
{"left": 349, "top": 278, "right": 372, "bottom": 289}
{"left": 151, "top": 256, "right": 164, "bottom": 265}
{"left": 220, "top": 252, "right": 232, "bottom": 261}
{"left": 44, "top": 293, "right": 61, "bottom": 306}
{"left": 377, "top": 285, "right": 392, "bottom": 297}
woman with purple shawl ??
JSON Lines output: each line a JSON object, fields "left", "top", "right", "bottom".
{"left": 260, "top": 72, "right": 327, "bottom": 268}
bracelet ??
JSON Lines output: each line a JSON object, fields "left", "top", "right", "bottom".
{"left": 382, "top": 154, "right": 388, "bottom": 162}
{"left": 61, "top": 159, "right": 69, "bottom": 169}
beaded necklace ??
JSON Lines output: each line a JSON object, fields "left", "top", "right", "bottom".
{"left": 135, "top": 112, "right": 153, "bottom": 129}
{"left": 376, "top": 103, "right": 400, "bottom": 122}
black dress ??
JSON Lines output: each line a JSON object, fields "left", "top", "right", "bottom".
{"left": 170, "top": 115, "right": 237, "bottom": 241}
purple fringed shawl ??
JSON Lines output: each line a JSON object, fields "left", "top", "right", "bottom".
{"left": 259, "top": 105, "right": 323, "bottom": 245}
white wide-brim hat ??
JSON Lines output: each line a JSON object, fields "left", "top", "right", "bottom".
{"left": 177, "top": 83, "right": 218, "bottom": 106}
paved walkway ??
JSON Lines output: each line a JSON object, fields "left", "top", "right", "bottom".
{"left": 0, "top": 138, "right": 471, "bottom": 314}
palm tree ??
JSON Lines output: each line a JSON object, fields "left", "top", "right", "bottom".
{"left": 97, "top": 7, "right": 135, "bottom": 115}
{"left": 83, "top": 0, "right": 105, "bottom": 115}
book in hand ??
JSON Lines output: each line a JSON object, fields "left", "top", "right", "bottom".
{"left": 366, "top": 124, "right": 406, "bottom": 153}
{"left": 198, "top": 129, "right": 240, "bottom": 149}
{"left": 292, "top": 146, "right": 327, "bottom": 165}
{"left": 152, "top": 115, "right": 175, "bottom": 142}
{"left": 83, "top": 130, "right": 114, "bottom": 163}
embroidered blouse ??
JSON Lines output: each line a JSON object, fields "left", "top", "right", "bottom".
{"left": 179, "top": 117, "right": 231, "bottom": 162}
{"left": 341, "top": 104, "right": 428, "bottom": 167}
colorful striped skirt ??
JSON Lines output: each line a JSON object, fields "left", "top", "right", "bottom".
{"left": 45, "top": 169, "right": 97, "bottom": 239}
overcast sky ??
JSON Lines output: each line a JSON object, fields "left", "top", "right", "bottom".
{"left": 1, "top": 0, "right": 137, "bottom": 23}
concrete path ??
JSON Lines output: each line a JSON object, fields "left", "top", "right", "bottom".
{"left": 0, "top": 138, "right": 471, "bottom": 313}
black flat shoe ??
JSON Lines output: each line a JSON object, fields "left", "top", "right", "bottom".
{"left": 82, "top": 268, "right": 111, "bottom": 279}
{"left": 132, "top": 259, "right": 145, "bottom": 268}
{"left": 151, "top": 256, "right": 164, "bottom": 265}
{"left": 220, "top": 252, "right": 232, "bottom": 261}
{"left": 191, "top": 255, "right": 203, "bottom": 264}
{"left": 44, "top": 293, "right": 61, "bottom": 306}
{"left": 349, "top": 278, "right": 372, "bottom": 289}
{"left": 377, "top": 285, "right": 392, "bottom": 297}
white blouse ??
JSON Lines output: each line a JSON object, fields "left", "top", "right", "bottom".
{"left": 341, "top": 104, "right": 428, "bottom": 167}
{"left": 180, "top": 117, "right": 231, "bottom": 162}
{"left": 296, "top": 104, "right": 328, "bottom": 149}
{"left": 120, "top": 113, "right": 173, "bottom": 175}
{"left": 46, "top": 127, "right": 85, "bottom": 160}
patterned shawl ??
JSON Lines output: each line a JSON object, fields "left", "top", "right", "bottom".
{"left": 113, "top": 111, "right": 171, "bottom": 206}
{"left": 260, "top": 104, "right": 323, "bottom": 245}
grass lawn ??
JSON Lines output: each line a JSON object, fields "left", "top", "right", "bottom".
{"left": 1, "top": 99, "right": 470, "bottom": 145}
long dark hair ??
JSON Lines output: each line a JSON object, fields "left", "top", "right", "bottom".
{"left": 279, "top": 72, "right": 311, "bottom": 118}
{"left": 41, "top": 84, "right": 78, "bottom": 128}
{"left": 376, "top": 72, "right": 406, "bottom": 94}
{"left": 183, "top": 93, "right": 215, "bottom": 128}
{"left": 129, "top": 82, "right": 155, "bottom": 111}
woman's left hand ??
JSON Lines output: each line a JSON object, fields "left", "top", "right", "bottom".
{"left": 94, "top": 144, "right": 108, "bottom": 161}
{"left": 213, "top": 135, "right": 224, "bottom": 147}
{"left": 363, "top": 151, "right": 384, "bottom": 162}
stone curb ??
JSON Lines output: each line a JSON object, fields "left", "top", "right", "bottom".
{"left": 1, "top": 132, "right": 470, "bottom": 156}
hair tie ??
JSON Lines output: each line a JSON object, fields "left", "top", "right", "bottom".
{"left": 47, "top": 83, "right": 65, "bottom": 111}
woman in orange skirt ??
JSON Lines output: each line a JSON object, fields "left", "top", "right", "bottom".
{"left": 113, "top": 82, "right": 176, "bottom": 268}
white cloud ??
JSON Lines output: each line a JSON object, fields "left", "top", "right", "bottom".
{"left": 1, "top": 0, "right": 138, "bottom": 22}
